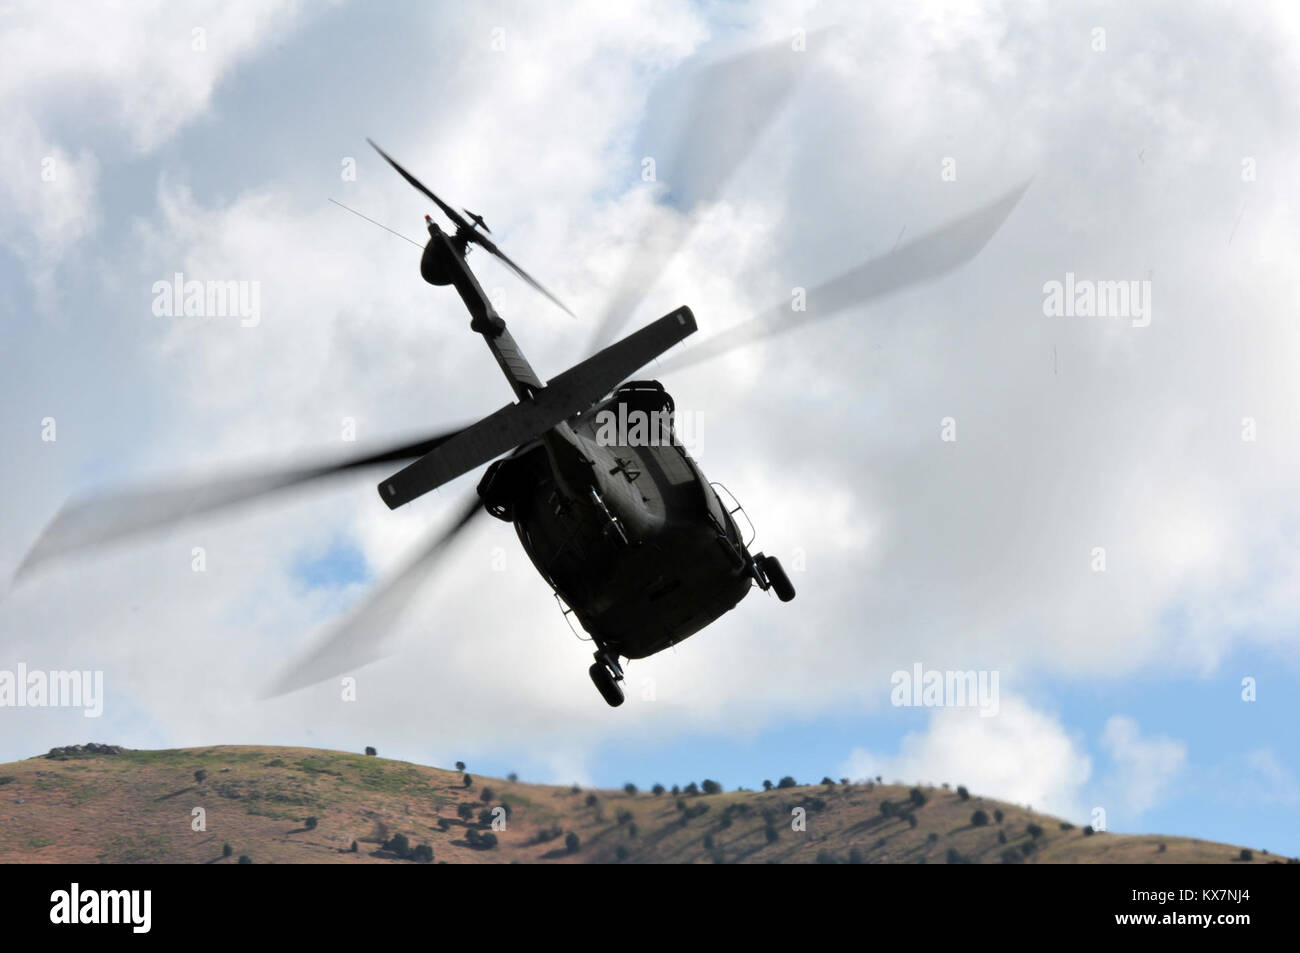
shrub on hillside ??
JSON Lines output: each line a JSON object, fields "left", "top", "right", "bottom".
{"left": 383, "top": 833, "right": 411, "bottom": 858}
{"left": 777, "top": 776, "right": 797, "bottom": 789}
{"left": 364, "top": 747, "right": 376, "bottom": 757}
{"left": 565, "top": 832, "right": 581, "bottom": 854}
{"left": 956, "top": 785, "right": 970, "bottom": 801}
{"left": 971, "top": 810, "right": 989, "bottom": 827}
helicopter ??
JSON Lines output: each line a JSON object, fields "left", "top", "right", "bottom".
{"left": 15, "top": 40, "right": 1029, "bottom": 707}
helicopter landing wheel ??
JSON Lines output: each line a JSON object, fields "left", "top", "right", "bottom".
{"left": 589, "top": 662, "right": 625, "bottom": 707}
{"left": 757, "top": 553, "right": 796, "bottom": 602}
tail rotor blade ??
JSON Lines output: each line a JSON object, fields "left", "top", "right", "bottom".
{"left": 262, "top": 492, "right": 482, "bottom": 697}
{"left": 369, "top": 139, "right": 576, "bottom": 318}
{"left": 367, "top": 138, "right": 469, "bottom": 232}
{"left": 655, "top": 179, "right": 1032, "bottom": 375}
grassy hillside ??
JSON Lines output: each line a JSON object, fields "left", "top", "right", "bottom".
{"left": 0, "top": 744, "right": 1285, "bottom": 864}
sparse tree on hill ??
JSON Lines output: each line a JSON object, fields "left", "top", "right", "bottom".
{"left": 507, "top": 772, "right": 518, "bottom": 782}
{"left": 462, "top": 773, "right": 472, "bottom": 788}
{"left": 365, "top": 747, "right": 376, "bottom": 757}
{"left": 455, "top": 761, "right": 465, "bottom": 772}
{"left": 777, "top": 776, "right": 797, "bottom": 789}
{"left": 222, "top": 842, "right": 232, "bottom": 858}
{"left": 652, "top": 784, "right": 665, "bottom": 796}
{"left": 702, "top": 779, "right": 721, "bottom": 795}
{"left": 565, "top": 832, "right": 580, "bottom": 854}
{"left": 383, "top": 833, "right": 410, "bottom": 858}
{"left": 624, "top": 783, "right": 638, "bottom": 796}
{"left": 994, "top": 809, "right": 1004, "bottom": 824}
{"left": 305, "top": 816, "right": 318, "bottom": 830}
{"left": 971, "top": 810, "right": 989, "bottom": 827}
{"left": 480, "top": 787, "right": 495, "bottom": 803}
{"left": 238, "top": 855, "right": 251, "bottom": 864}
{"left": 194, "top": 769, "right": 207, "bottom": 784}
{"left": 957, "top": 785, "right": 970, "bottom": 800}
{"left": 762, "top": 780, "right": 774, "bottom": 791}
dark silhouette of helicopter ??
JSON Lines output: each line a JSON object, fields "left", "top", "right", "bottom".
{"left": 16, "top": 37, "right": 1028, "bottom": 706}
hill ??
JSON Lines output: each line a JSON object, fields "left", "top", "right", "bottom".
{"left": 0, "top": 744, "right": 1285, "bottom": 864}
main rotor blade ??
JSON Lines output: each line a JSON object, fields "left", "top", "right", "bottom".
{"left": 15, "top": 428, "right": 465, "bottom": 579}
{"left": 368, "top": 139, "right": 576, "bottom": 318}
{"left": 367, "top": 138, "right": 470, "bottom": 232}
{"left": 654, "top": 179, "right": 1032, "bottom": 375}
{"left": 586, "top": 31, "right": 826, "bottom": 353}
{"left": 262, "top": 492, "right": 482, "bottom": 697}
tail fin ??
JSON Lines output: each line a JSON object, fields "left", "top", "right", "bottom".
{"left": 379, "top": 306, "right": 696, "bottom": 509}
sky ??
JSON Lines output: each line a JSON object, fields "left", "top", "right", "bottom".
{"left": 1, "top": 0, "right": 1297, "bottom": 857}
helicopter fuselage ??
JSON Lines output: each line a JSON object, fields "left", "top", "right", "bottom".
{"left": 477, "top": 381, "right": 756, "bottom": 660}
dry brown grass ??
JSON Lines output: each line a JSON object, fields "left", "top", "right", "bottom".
{"left": 0, "top": 745, "right": 1284, "bottom": 864}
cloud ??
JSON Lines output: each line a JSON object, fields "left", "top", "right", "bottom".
{"left": 1097, "top": 715, "right": 1187, "bottom": 818}
{"left": 840, "top": 695, "right": 1093, "bottom": 820}
{"left": 1, "top": 0, "right": 1299, "bottom": 807}
{"left": 1242, "top": 747, "right": 1299, "bottom": 806}
{"left": 0, "top": 0, "right": 307, "bottom": 290}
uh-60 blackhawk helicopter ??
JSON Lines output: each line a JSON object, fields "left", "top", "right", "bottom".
{"left": 16, "top": 40, "right": 1028, "bottom": 706}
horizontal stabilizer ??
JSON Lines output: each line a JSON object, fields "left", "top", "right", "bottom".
{"left": 379, "top": 306, "right": 696, "bottom": 509}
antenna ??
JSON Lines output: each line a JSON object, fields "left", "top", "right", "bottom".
{"left": 329, "top": 198, "right": 423, "bottom": 248}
